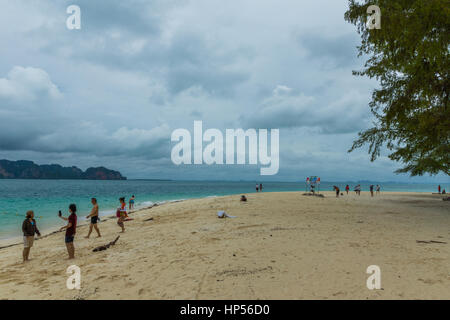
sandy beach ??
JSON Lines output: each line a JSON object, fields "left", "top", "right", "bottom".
{"left": 0, "top": 191, "right": 448, "bottom": 300}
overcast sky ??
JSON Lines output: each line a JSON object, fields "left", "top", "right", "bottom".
{"left": 0, "top": 0, "right": 447, "bottom": 182}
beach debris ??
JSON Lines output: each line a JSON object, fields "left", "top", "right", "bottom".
{"left": 302, "top": 193, "right": 325, "bottom": 198}
{"left": 93, "top": 236, "right": 120, "bottom": 252}
{"left": 217, "top": 211, "right": 236, "bottom": 218}
{"left": 416, "top": 240, "right": 447, "bottom": 244}
{"left": 443, "top": 197, "right": 450, "bottom": 201}
{"left": 143, "top": 217, "right": 154, "bottom": 222}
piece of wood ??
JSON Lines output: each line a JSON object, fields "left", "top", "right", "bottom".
{"left": 416, "top": 240, "right": 447, "bottom": 244}
{"left": 93, "top": 236, "right": 120, "bottom": 252}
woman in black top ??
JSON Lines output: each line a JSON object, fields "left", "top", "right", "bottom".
{"left": 22, "top": 210, "right": 41, "bottom": 263}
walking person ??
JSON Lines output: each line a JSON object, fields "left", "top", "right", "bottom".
{"left": 376, "top": 185, "right": 381, "bottom": 195}
{"left": 259, "top": 184, "right": 263, "bottom": 192}
{"left": 116, "top": 197, "right": 127, "bottom": 233}
{"left": 129, "top": 195, "right": 135, "bottom": 211}
{"left": 22, "top": 210, "right": 41, "bottom": 263}
{"left": 370, "top": 185, "right": 374, "bottom": 197}
{"left": 85, "top": 198, "right": 101, "bottom": 238}
{"left": 345, "top": 185, "right": 350, "bottom": 195}
{"left": 354, "top": 184, "right": 361, "bottom": 196}
{"left": 59, "top": 204, "right": 77, "bottom": 260}
{"left": 256, "top": 184, "right": 259, "bottom": 192}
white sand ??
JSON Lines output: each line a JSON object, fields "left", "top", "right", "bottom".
{"left": 0, "top": 191, "right": 449, "bottom": 300}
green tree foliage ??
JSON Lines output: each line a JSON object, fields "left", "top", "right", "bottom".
{"left": 345, "top": 0, "right": 449, "bottom": 176}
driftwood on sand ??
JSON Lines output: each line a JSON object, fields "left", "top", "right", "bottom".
{"left": 416, "top": 240, "right": 447, "bottom": 244}
{"left": 302, "top": 193, "right": 325, "bottom": 198}
{"left": 93, "top": 236, "right": 120, "bottom": 252}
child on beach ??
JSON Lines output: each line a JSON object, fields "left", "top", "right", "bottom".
{"left": 22, "top": 210, "right": 41, "bottom": 263}
{"left": 117, "top": 197, "right": 127, "bottom": 233}
{"left": 85, "top": 198, "right": 101, "bottom": 238}
{"left": 59, "top": 204, "right": 77, "bottom": 259}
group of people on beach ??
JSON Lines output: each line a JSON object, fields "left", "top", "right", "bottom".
{"left": 256, "top": 183, "right": 263, "bottom": 192}
{"left": 21, "top": 195, "right": 136, "bottom": 262}
{"left": 333, "top": 184, "right": 381, "bottom": 197}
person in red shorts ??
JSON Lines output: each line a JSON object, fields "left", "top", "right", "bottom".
{"left": 59, "top": 204, "right": 77, "bottom": 259}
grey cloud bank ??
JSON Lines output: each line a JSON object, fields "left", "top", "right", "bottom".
{"left": 0, "top": 0, "right": 447, "bottom": 183}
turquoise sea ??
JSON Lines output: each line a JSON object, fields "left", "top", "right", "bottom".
{"left": 0, "top": 179, "right": 446, "bottom": 240}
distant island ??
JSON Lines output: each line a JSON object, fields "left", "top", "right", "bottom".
{"left": 0, "top": 160, "right": 126, "bottom": 180}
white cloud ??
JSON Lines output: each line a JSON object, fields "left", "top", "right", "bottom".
{"left": 0, "top": 66, "right": 62, "bottom": 104}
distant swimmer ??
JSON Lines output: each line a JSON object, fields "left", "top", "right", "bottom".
{"left": 22, "top": 210, "right": 41, "bottom": 263}
{"left": 85, "top": 198, "right": 101, "bottom": 238}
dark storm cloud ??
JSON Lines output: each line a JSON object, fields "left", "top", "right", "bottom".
{"left": 296, "top": 32, "right": 361, "bottom": 68}
{"left": 31, "top": 1, "right": 252, "bottom": 97}
{"left": 241, "top": 85, "right": 371, "bottom": 134}
{"left": 0, "top": 66, "right": 170, "bottom": 160}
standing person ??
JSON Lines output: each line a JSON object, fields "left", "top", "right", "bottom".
{"left": 117, "top": 197, "right": 127, "bottom": 233}
{"left": 256, "top": 184, "right": 259, "bottom": 192}
{"left": 345, "top": 185, "right": 350, "bottom": 195}
{"left": 129, "top": 195, "right": 135, "bottom": 211}
{"left": 59, "top": 204, "right": 77, "bottom": 260}
{"left": 355, "top": 184, "right": 361, "bottom": 196}
{"left": 370, "top": 185, "right": 374, "bottom": 197}
{"left": 333, "top": 186, "right": 340, "bottom": 197}
{"left": 259, "top": 184, "right": 263, "bottom": 192}
{"left": 85, "top": 198, "right": 101, "bottom": 238}
{"left": 438, "top": 185, "right": 441, "bottom": 194}
{"left": 22, "top": 210, "right": 41, "bottom": 263}
{"left": 376, "top": 185, "right": 381, "bottom": 195}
